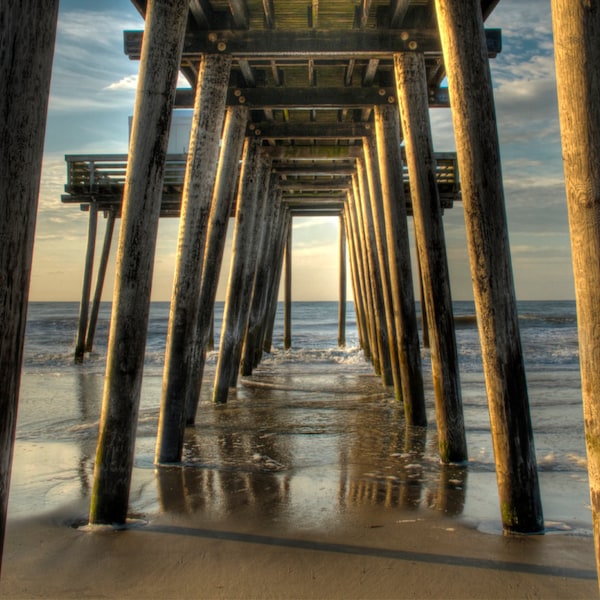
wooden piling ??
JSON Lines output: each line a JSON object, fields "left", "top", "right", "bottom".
{"left": 241, "top": 187, "right": 281, "bottom": 375}
{"left": 156, "top": 53, "right": 232, "bottom": 464}
{"left": 551, "top": 0, "right": 600, "bottom": 580}
{"left": 371, "top": 115, "right": 428, "bottom": 426}
{"left": 263, "top": 209, "right": 292, "bottom": 353}
{"left": 362, "top": 135, "right": 404, "bottom": 398}
{"left": 89, "top": 0, "right": 189, "bottom": 525}
{"left": 185, "top": 106, "right": 248, "bottom": 425}
{"left": 85, "top": 210, "right": 116, "bottom": 353}
{"left": 435, "top": 0, "right": 543, "bottom": 532}
{"left": 0, "top": 0, "right": 58, "bottom": 569}
{"left": 338, "top": 215, "right": 347, "bottom": 348}
{"left": 212, "top": 140, "right": 270, "bottom": 403}
{"left": 284, "top": 224, "right": 293, "bottom": 350}
{"left": 356, "top": 158, "right": 394, "bottom": 386}
{"left": 74, "top": 204, "right": 98, "bottom": 362}
{"left": 393, "top": 55, "right": 466, "bottom": 460}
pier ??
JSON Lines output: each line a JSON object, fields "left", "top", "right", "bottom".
{"left": 2, "top": 0, "right": 600, "bottom": 591}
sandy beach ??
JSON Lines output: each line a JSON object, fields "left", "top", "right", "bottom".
{"left": 0, "top": 494, "right": 596, "bottom": 599}
{"left": 2, "top": 302, "right": 595, "bottom": 598}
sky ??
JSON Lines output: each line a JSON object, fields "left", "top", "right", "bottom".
{"left": 30, "top": 0, "right": 573, "bottom": 302}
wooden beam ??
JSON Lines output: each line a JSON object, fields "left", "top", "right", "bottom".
{"left": 228, "top": 0, "right": 250, "bottom": 29}
{"left": 265, "top": 145, "right": 363, "bottom": 159}
{"left": 125, "top": 28, "right": 502, "bottom": 60}
{"left": 174, "top": 86, "right": 451, "bottom": 108}
{"left": 389, "top": 0, "right": 411, "bottom": 28}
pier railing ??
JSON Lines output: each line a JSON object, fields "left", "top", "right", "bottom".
{"left": 62, "top": 152, "right": 460, "bottom": 216}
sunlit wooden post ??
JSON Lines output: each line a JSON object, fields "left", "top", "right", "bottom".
{"left": 356, "top": 157, "right": 393, "bottom": 386}
{"left": 0, "top": 0, "right": 58, "bottom": 570}
{"left": 283, "top": 223, "right": 293, "bottom": 350}
{"left": 552, "top": 0, "right": 600, "bottom": 581}
{"left": 157, "top": 54, "right": 232, "bottom": 464}
{"left": 89, "top": 0, "right": 189, "bottom": 525}
{"left": 393, "top": 55, "right": 466, "bottom": 460}
{"left": 338, "top": 214, "right": 347, "bottom": 347}
{"left": 346, "top": 188, "right": 372, "bottom": 360}
{"left": 435, "top": 0, "right": 543, "bottom": 532}
{"left": 85, "top": 210, "right": 116, "bottom": 353}
{"left": 371, "top": 111, "right": 428, "bottom": 425}
{"left": 75, "top": 204, "right": 98, "bottom": 362}
{"left": 185, "top": 106, "right": 248, "bottom": 425}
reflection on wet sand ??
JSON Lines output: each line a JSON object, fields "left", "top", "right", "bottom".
{"left": 153, "top": 368, "right": 467, "bottom": 526}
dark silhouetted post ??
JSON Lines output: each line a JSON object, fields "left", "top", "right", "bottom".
{"left": 284, "top": 223, "right": 293, "bottom": 350}
{"left": 552, "top": 0, "right": 600, "bottom": 582}
{"left": 435, "top": 0, "right": 543, "bottom": 533}
{"left": 0, "top": 0, "right": 58, "bottom": 570}
{"left": 338, "top": 215, "right": 347, "bottom": 347}
{"left": 89, "top": 0, "right": 189, "bottom": 525}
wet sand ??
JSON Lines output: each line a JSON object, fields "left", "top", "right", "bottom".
{"left": 1, "top": 360, "right": 597, "bottom": 598}
{"left": 0, "top": 498, "right": 596, "bottom": 599}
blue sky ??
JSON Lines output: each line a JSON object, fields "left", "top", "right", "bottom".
{"left": 30, "top": 0, "right": 572, "bottom": 302}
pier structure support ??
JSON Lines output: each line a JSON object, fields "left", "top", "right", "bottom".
{"left": 156, "top": 53, "right": 232, "bottom": 464}
{"left": 371, "top": 114, "right": 428, "bottom": 426}
{"left": 89, "top": 0, "right": 189, "bottom": 525}
{"left": 185, "top": 106, "right": 249, "bottom": 425}
{"left": 362, "top": 136, "right": 403, "bottom": 398}
{"left": 75, "top": 204, "right": 98, "bottom": 362}
{"left": 263, "top": 208, "right": 292, "bottom": 354}
{"left": 435, "top": 0, "right": 543, "bottom": 532}
{"left": 345, "top": 189, "right": 371, "bottom": 359}
{"left": 393, "top": 54, "right": 466, "bottom": 461}
{"left": 241, "top": 187, "right": 282, "bottom": 375}
{"left": 349, "top": 179, "right": 376, "bottom": 363}
{"left": 213, "top": 139, "right": 271, "bottom": 403}
{"left": 338, "top": 215, "right": 347, "bottom": 348}
{"left": 85, "top": 211, "right": 117, "bottom": 353}
{"left": 355, "top": 158, "right": 394, "bottom": 386}
{"left": 0, "top": 0, "right": 58, "bottom": 569}
{"left": 552, "top": 0, "right": 600, "bottom": 582}
{"left": 283, "top": 223, "right": 293, "bottom": 350}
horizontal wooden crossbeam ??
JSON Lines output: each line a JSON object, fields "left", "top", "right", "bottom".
{"left": 125, "top": 29, "right": 501, "bottom": 59}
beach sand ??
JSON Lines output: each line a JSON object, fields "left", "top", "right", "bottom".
{"left": 0, "top": 496, "right": 596, "bottom": 599}
{"left": 1, "top": 360, "right": 597, "bottom": 598}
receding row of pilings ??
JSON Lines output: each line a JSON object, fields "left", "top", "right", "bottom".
{"left": 2, "top": 0, "right": 600, "bottom": 590}
{"left": 88, "top": 0, "right": 544, "bottom": 535}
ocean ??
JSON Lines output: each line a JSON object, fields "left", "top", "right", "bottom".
{"left": 8, "top": 300, "right": 591, "bottom": 536}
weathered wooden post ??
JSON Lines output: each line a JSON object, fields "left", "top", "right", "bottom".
{"left": 434, "top": 0, "right": 543, "bottom": 532}
{"left": 283, "top": 223, "right": 293, "bottom": 350}
{"left": 362, "top": 136, "right": 404, "bottom": 398}
{"left": 0, "top": 0, "right": 58, "bottom": 569}
{"left": 356, "top": 157, "right": 393, "bottom": 386}
{"left": 185, "top": 106, "right": 248, "bottom": 425}
{"left": 370, "top": 118, "right": 428, "bottom": 426}
{"left": 338, "top": 215, "right": 347, "bottom": 347}
{"left": 74, "top": 204, "right": 98, "bottom": 362}
{"left": 213, "top": 140, "right": 270, "bottom": 403}
{"left": 89, "top": 0, "right": 189, "bottom": 525}
{"left": 241, "top": 186, "right": 280, "bottom": 375}
{"left": 345, "top": 189, "right": 372, "bottom": 359}
{"left": 263, "top": 209, "right": 291, "bottom": 353}
{"left": 393, "top": 55, "right": 466, "bottom": 461}
{"left": 552, "top": 0, "right": 600, "bottom": 581}
{"left": 85, "top": 211, "right": 116, "bottom": 353}
{"left": 156, "top": 53, "right": 232, "bottom": 464}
